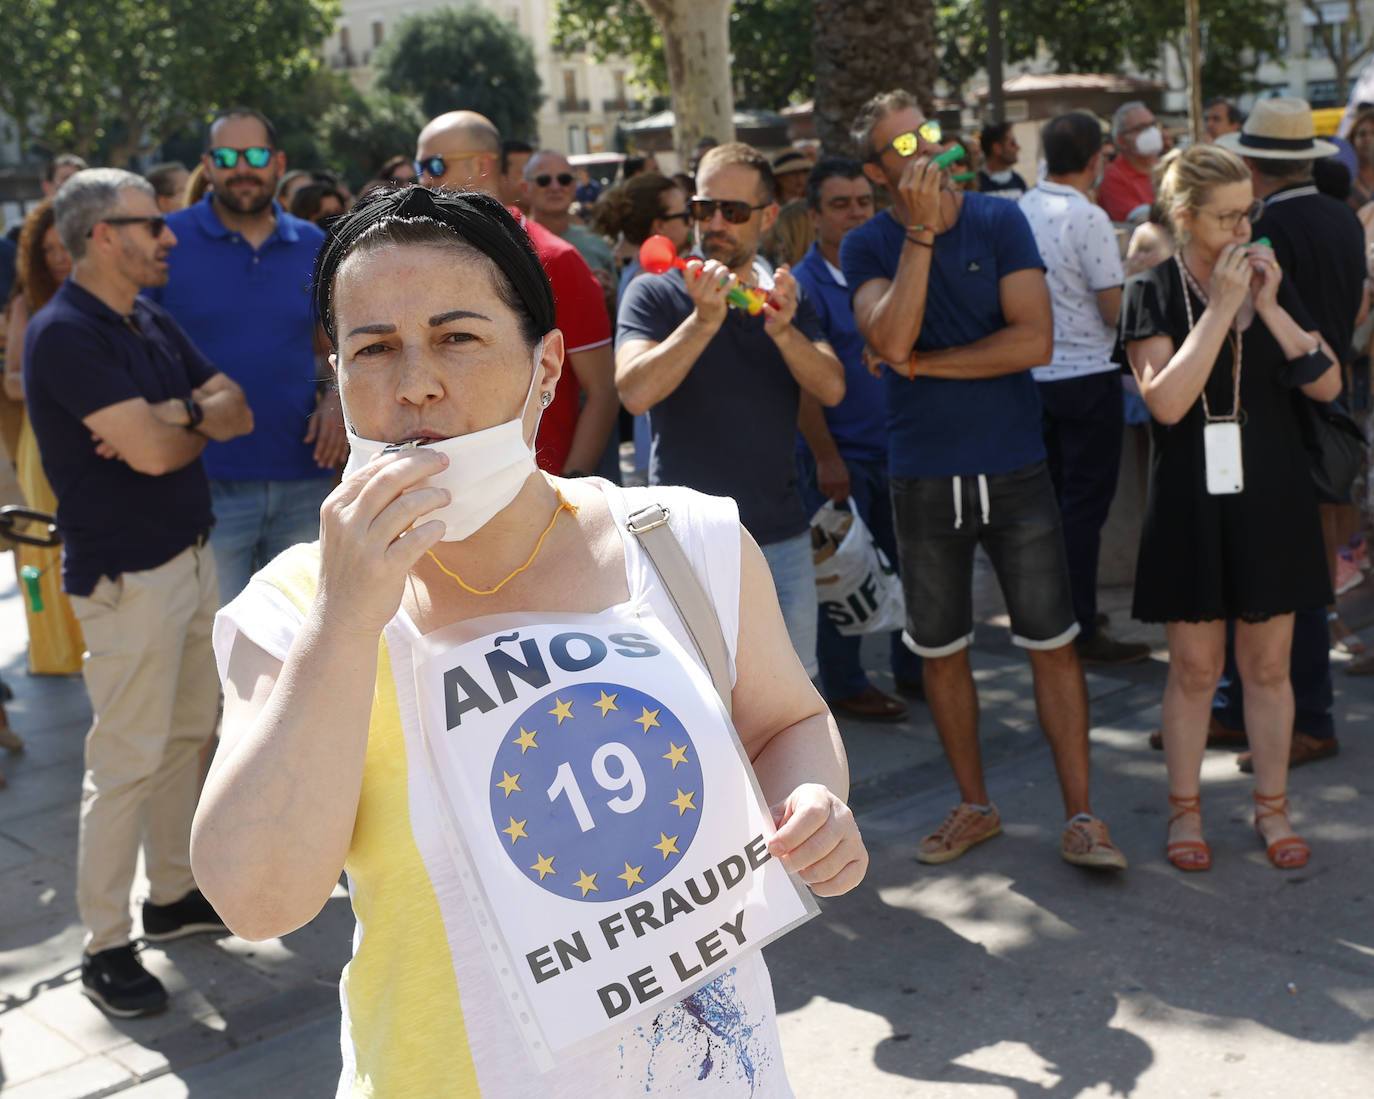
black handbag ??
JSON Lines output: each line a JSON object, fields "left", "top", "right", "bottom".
{"left": 1293, "top": 396, "right": 1367, "bottom": 504}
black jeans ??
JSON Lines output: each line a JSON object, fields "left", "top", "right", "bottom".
{"left": 1038, "top": 371, "right": 1125, "bottom": 641}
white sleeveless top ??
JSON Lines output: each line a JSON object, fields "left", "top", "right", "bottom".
{"left": 212, "top": 481, "right": 795, "bottom": 1098}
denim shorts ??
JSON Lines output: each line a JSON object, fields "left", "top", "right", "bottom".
{"left": 890, "top": 460, "right": 1079, "bottom": 657}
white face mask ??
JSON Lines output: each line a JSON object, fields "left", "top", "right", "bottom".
{"left": 343, "top": 343, "right": 546, "bottom": 542}
{"left": 985, "top": 168, "right": 1015, "bottom": 185}
{"left": 1134, "top": 125, "right": 1164, "bottom": 158}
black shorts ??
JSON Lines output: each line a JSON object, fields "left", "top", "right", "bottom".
{"left": 890, "top": 461, "right": 1079, "bottom": 657}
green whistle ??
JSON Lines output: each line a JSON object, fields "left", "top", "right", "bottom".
{"left": 951, "top": 172, "right": 975, "bottom": 182}
{"left": 934, "top": 144, "right": 966, "bottom": 170}
{"left": 20, "top": 565, "right": 43, "bottom": 613}
{"left": 1253, "top": 236, "right": 1270, "bottom": 248}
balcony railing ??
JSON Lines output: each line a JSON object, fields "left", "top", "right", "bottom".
{"left": 558, "top": 98, "right": 591, "bottom": 114}
{"left": 602, "top": 97, "right": 642, "bottom": 113}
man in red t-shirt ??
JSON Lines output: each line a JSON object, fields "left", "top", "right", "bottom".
{"left": 1097, "top": 101, "right": 1163, "bottom": 223}
{"left": 414, "top": 111, "right": 616, "bottom": 476}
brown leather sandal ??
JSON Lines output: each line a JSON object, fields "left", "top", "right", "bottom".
{"left": 830, "top": 686, "right": 908, "bottom": 722}
{"left": 1253, "top": 791, "right": 1309, "bottom": 869}
{"left": 1166, "top": 794, "right": 1211, "bottom": 871}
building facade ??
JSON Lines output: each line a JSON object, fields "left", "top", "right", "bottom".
{"left": 324, "top": 0, "right": 647, "bottom": 153}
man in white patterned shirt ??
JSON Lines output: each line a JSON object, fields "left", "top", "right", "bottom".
{"left": 1019, "top": 112, "right": 1149, "bottom": 665}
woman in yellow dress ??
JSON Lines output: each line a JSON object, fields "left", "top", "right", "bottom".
{"left": 3, "top": 199, "right": 84, "bottom": 675}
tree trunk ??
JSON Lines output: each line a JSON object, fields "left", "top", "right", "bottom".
{"left": 638, "top": 0, "right": 735, "bottom": 161}
{"left": 811, "top": 0, "right": 938, "bottom": 156}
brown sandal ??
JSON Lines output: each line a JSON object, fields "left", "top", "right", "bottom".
{"left": 1166, "top": 794, "right": 1211, "bottom": 871}
{"left": 1253, "top": 791, "right": 1309, "bottom": 869}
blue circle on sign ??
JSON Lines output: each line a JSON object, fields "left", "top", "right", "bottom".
{"left": 488, "top": 682, "right": 704, "bottom": 902}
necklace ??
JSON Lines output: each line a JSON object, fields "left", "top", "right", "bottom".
{"left": 1176, "top": 255, "right": 1243, "bottom": 422}
{"left": 425, "top": 490, "right": 578, "bottom": 596}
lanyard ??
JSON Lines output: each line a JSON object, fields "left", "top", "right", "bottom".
{"left": 1175, "top": 256, "right": 1243, "bottom": 423}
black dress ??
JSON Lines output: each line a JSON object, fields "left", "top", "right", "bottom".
{"left": 1119, "top": 260, "right": 1332, "bottom": 623}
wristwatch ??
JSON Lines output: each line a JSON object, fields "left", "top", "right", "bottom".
{"left": 181, "top": 396, "right": 205, "bottom": 430}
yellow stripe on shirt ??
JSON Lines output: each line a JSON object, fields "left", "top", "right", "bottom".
{"left": 256, "top": 544, "right": 483, "bottom": 1097}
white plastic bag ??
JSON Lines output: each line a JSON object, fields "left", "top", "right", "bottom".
{"left": 810, "top": 499, "right": 906, "bottom": 636}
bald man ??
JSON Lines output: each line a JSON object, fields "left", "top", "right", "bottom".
{"left": 415, "top": 112, "right": 616, "bottom": 477}
{"left": 524, "top": 149, "right": 616, "bottom": 309}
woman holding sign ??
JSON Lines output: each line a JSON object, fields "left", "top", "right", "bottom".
{"left": 1119, "top": 145, "right": 1338, "bottom": 873}
{"left": 193, "top": 185, "right": 866, "bottom": 1096}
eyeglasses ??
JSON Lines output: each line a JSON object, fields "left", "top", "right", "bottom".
{"left": 209, "top": 147, "right": 273, "bottom": 170}
{"left": 872, "top": 120, "right": 943, "bottom": 161}
{"left": 414, "top": 152, "right": 485, "bottom": 179}
{"left": 1201, "top": 200, "right": 1264, "bottom": 230}
{"left": 86, "top": 215, "right": 167, "bottom": 238}
{"left": 657, "top": 210, "right": 691, "bottom": 223}
{"left": 688, "top": 198, "right": 770, "bottom": 224}
{"left": 532, "top": 172, "right": 574, "bottom": 188}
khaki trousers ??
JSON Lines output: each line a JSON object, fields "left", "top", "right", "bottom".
{"left": 70, "top": 541, "right": 220, "bottom": 954}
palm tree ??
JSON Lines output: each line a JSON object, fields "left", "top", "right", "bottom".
{"left": 811, "top": 0, "right": 939, "bottom": 155}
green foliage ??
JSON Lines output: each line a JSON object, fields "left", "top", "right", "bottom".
{"left": 552, "top": 0, "right": 814, "bottom": 108}
{"left": 0, "top": 0, "right": 338, "bottom": 164}
{"left": 935, "top": 0, "right": 1284, "bottom": 101}
{"left": 372, "top": 7, "right": 544, "bottom": 140}
{"left": 554, "top": 1, "right": 667, "bottom": 95}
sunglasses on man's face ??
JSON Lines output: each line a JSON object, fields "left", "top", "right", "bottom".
{"left": 657, "top": 210, "right": 691, "bottom": 223}
{"left": 872, "top": 120, "right": 943, "bottom": 161}
{"left": 689, "top": 198, "right": 770, "bottom": 224}
{"left": 532, "top": 172, "right": 574, "bottom": 188}
{"left": 415, "top": 152, "right": 484, "bottom": 180}
{"left": 86, "top": 215, "right": 166, "bottom": 239}
{"left": 209, "top": 146, "right": 273, "bottom": 170}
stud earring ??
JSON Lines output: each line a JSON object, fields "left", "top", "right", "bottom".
{"left": 539, "top": 391, "right": 553, "bottom": 407}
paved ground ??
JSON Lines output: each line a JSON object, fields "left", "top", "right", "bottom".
{"left": 0, "top": 544, "right": 1371, "bottom": 1097}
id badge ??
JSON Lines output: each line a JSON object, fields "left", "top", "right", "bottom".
{"left": 1203, "top": 421, "right": 1243, "bottom": 495}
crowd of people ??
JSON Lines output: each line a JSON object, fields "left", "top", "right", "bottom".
{"left": 0, "top": 82, "right": 1369, "bottom": 1092}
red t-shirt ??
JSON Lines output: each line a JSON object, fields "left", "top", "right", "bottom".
{"left": 512, "top": 210, "right": 612, "bottom": 473}
{"left": 1096, "top": 157, "right": 1155, "bottom": 223}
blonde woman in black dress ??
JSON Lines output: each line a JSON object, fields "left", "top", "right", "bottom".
{"left": 1119, "top": 146, "right": 1340, "bottom": 871}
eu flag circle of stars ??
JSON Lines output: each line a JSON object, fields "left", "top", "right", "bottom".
{"left": 488, "top": 682, "right": 705, "bottom": 902}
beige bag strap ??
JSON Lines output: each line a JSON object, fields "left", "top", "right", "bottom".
{"left": 625, "top": 502, "right": 733, "bottom": 716}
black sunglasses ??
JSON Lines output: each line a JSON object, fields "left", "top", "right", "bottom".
{"left": 209, "top": 146, "right": 273, "bottom": 170}
{"left": 414, "top": 152, "right": 485, "bottom": 180}
{"left": 689, "top": 198, "right": 770, "bottom": 224}
{"left": 87, "top": 215, "right": 167, "bottom": 239}
{"left": 658, "top": 210, "right": 691, "bottom": 223}
{"left": 532, "top": 172, "right": 574, "bottom": 188}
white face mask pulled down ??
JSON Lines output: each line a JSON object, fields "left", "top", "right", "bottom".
{"left": 342, "top": 344, "right": 546, "bottom": 542}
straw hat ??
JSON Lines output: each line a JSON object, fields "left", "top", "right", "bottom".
{"left": 1216, "top": 97, "right": 1338, "bottom": 159}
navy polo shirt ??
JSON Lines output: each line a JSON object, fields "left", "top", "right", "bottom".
{"left": 841, "top": 195, "right": 1047, "bottom": 479}
{"left": 147, "top": 195, "right": 328, "bottom": 482}
{"left": 23, "top": 280, "right": 215, "bottom": 596}
{"left": 615, "top": 263, "right": 826, "bottom": 546}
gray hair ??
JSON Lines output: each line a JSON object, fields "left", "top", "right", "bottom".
{"left": 1111, "top": 101, "right": 1148, "bottom": 139}
{"left": 850, "top": 90, "right": 919, "bottom": 159}
{"left": 54, "top": 168, "right": 154, "bottom": 262}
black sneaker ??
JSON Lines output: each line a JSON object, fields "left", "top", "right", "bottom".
{"left": 1075, "top": 631, "right": 1152, "bottom": 665}
{"left": 142, "top": 888, "right": 228, "bottom": 942}
{"left": 81, "top": 945, "right": 168, "bottom": 1018}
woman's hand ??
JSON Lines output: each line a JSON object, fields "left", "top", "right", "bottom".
{"left": 1207, "top": 243, "right": 1251, "bottom": 320}
{"left": 1247, "top": 240, "right": 1282, "bottom": 317}
{"left": 315, "top": 448, "right": 449, "bottom": 639}
{"left": 768, "top": 783, "right": 868, "bottom": 897}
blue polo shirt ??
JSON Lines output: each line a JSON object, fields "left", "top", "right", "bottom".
{"left": 23, "top": 280, "right": 215, "bottom": 596}
{"left": 840, "top": 195, "right": 1047, "bottom": 479}
{"left": 792, "top": 242, "right": 886, "bottom": 464}
{"left": 147, "top": 195, "right": 328, "bottom": 482}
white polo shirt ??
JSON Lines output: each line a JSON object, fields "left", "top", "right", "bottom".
{"left": 1018, "top": 181, "right": 1124, "bottom": 381}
